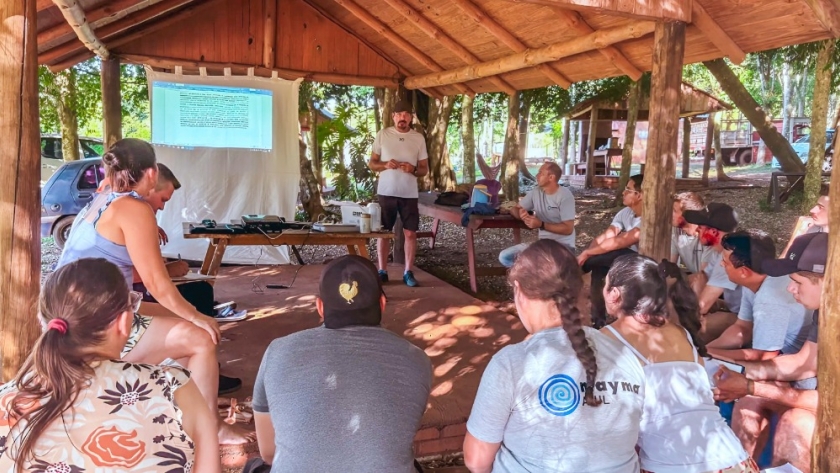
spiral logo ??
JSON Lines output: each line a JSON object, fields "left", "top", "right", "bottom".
{"left": 538, "top": 374, "right": 581, "bottom": 416}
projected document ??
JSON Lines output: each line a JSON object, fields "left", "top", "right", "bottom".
{"left": 151, "top": 81, "right": 273, "bottom": 151}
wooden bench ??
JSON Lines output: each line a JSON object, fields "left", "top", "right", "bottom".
{"left": 766, "top": 171, "right": 831, "bottom": 211}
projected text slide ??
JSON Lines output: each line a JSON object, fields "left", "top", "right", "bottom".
{"left": 152, "top": 81, "right": 273, "bottom": 151}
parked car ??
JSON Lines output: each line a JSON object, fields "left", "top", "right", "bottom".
{"left": 40, "top": 134, "right": 104, "bottom": 184}
{"left": 771, "top": 129, "right": 835, "bottom": 171}
{"left": 41, "top": 158, "right": 105, "bottom": 249}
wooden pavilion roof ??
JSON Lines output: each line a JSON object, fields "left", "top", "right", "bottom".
{"left": 37, "top": 0, "right": 840, "bottom": 97}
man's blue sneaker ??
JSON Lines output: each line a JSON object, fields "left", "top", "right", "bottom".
{"left": 403, "top": 270, "right": 418, "bottom": 287}
{"left": 378, "top": 270, "right": 389, "bottom": 283}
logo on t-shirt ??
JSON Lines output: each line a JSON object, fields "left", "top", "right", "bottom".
{"left": 538, "top": 374, "right": 580, "bottom": 416}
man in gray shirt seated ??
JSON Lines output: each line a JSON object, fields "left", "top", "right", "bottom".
{"left": 501, "top": 161, "right": 575, "bottom": 267}
{"left": 250, "top": 255, "right": 432, "bottom": 473}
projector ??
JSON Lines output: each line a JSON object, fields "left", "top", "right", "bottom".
{"left": 241, "top": 214, "right": 285, "bottom": 233}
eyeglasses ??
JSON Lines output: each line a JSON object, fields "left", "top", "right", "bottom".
{"left": 129, "top": 291, "right": 144, "bottom": 313}
{"left": 623, "top": 187, "right": 640, "bottom": 194}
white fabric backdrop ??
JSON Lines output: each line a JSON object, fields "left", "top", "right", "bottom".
{"left": 147, "top": 69, "right": 301, "bottom": 264}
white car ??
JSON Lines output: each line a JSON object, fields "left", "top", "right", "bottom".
{"left": 41, "top": 134, "right": 104, "bottom": 184}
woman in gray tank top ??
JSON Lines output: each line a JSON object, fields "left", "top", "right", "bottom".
{"left": 55, "top": 138, "right": 251, "bottom": 446}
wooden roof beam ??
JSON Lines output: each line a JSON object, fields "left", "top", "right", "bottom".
{"left": 333, "top": 0, "right": 475, "bottom": 96}
{"left": 405, "top": 21, "right": 654, "bottom": 90}
{"left": 37, "top": 0, "right": 54, "bottom": 11}
{"left": 503, "top": 0, "right": 691, "bottom": 22}
{"left": 379, "top": 0, "right": 517, "bottom": 95}
{"left": 553, "top": 9, "right": 642, "bottom": 80}
{"left": 450, "top": 0, "right": 571, "bottom": 88}
{"left": 801, "top": 0, "right": 840, "bottom": 37}
{"left": 51, "top": 0, "right": 110, "bottom": 59}
{"left": 40, "top": 0, "right": 201, "bottom": 65}
{"left": 691, "top": 1, "right": 745, "bottom": 65}
{"left": 39, "top": 0, "right": 152, "bottom": 52}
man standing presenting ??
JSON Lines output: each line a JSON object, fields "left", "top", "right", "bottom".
{"left": 500, "top": 161, "right": 575, "bottom": 267}
{"left": 368, "top": 101, "right": 429, "bottom": 287}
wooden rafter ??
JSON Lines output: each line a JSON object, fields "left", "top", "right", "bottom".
{"left": 691, "top": 1, "right": 745, "bottom": 65}
{"left": 553, "top": 9, "right": 642, "bottom": 80}
{"left": 450, "top": 0, "right": 571, "bottom": 88}
{"left": 39, "top": 0, "right": 141, "bottom": 51}
{"left": 379, "top": 0, "right": 517, "bottom": 95}
{"left": 36, "top": 0, "right": 54, "bottom": 11}
{"left": 333, "top": 0, "right": 475, "bottom": 96}
{"left": 40, "top": 0, "right": 201, "bottom": 65}
{"left": 503, "top": 0, "right": 691, "bottom": 22}
{"left": 405, "top": 21, "right": 654, "bottom": 90}
{"left": 51, "top": 0, "right": 110, "bottom": 59}
{"left": 802, "top": 0, "right": 840, "bottom": 37}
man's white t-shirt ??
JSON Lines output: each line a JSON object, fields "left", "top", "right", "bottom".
{"left": 611, "top": 207, "right": 642, "bottom": 251}
{"left": 467, "top": 326, "right": 646, "bottom": 473}
{"left": 372, "top": 127, "right": 428, "bottom": 199}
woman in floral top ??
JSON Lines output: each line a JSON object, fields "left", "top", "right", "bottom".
{"left": 0, "top": 258, "right": 220, "bottom": 473}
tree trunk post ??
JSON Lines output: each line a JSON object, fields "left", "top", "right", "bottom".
{"left": 461, "top": 94, "right": 476, "bottom": 184}
{"left": 639, "top": 21, "right": 685, "bottom": 262}
{"left": 681, "top": 117, "right": 691, "bottom": 178}
{"left": 306, "top": 98, "right": 320, "bottom": 185}
{"left": 616, "top": 80, "right": 641, "bottom": 205}
{"left": 585, "top": 105, "right": 598, "bottom": 189}
{"left": 501, "top": 92, "right": 521, "bottom": 200}
{"left": 425, "top": 96, "right": 456, "bottom": 191}
{"left": 0, "top": 0, "right": 41, "bottom": 380}
{"left": 570, "top": 121, "right": 578, "bottom": 163}
{"left": 815, "top": 128, "right": 840, "bottom": 472}
{"left": 804, "top": 40, "right": 834, "bottom": 213}
{"left": 702, "top": 112, "right": 715, "bottom": 186}
{"left": 782, "top": 62, "right": 792, "bottom": 141}
{"left": 559, "top": 117, "right": 570, "bottom": 172}
{"left": 56, "top": 69, "right": 80, "bottom": 162}
{"left": 382, "top": 88, "right": 396, "bottom": 129}
{"left": 518, "top": 93, "right": 536, "bottom": 181}
{"left": 704, "top": 58, "right": 805, "bottom": 173}
{"left": 101, "top": 57, "right": 122, "bottom": 150}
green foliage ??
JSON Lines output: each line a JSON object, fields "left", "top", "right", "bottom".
{"left": 316, "top": 105, "right": 376, "bottom": 201}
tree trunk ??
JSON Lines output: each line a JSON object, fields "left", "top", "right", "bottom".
{"left": 702, "top": 112, "right": 715, "bottom": 186}
{"left": 570, "top": 120, "right": 578, "bottom": 163}
{"left": 703, "top": 58, "right": 805, "bottom": 173}
{"left": 585, "top": 105, "right": 598, "bottom": 188}
{"left": 559, "top": 117, "right": 570, "bottom": 171}
{"left": 306, "top": 98, "right": 321, "bottom": 185}
{"left": 55, "top": 69, "right": 80, "bottom": 162}
{"left": 0, "top": 0, "right": 41, "bottom": 380}
{"left": 715, "top": 114, "right": 733, "bottom": 181}
{"left": 382, "top": 88, "right": 396, "bottom": 129}
{"left": 100, "top": 57, "right": 122, "bottom": 149}
{"left": 373, "top": 87, "right": 383, "bottom": 132}
{"left": 616, "top": 80, "right": 641, "bottom": 205}
{"left": 501, "top": 92, "right": 521, "bottom": 200}
{"left": 425, "top": 96, "right": 456, "bottom": 192}
{"left": 782, "top": 62, "right": 793, "bottom": 141}
{"left": 681, "top": 117, "right": 691, "bottom": 178}
{"left": 804, "top": 40, "right": 834, "bottom": 213}
{"left": 298, "top": 137, "right": 325, "bottom": 221}
{"left": 639, "top": 21, "right": 685, "bottom": 262}
{"left": 461, "top": 94, "right": 476, "bottom": 184}
{"left": 517, "top": 93, "right": 536, "bottom": 181}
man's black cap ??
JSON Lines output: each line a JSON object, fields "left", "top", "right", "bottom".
{"left": 319, "top": 255, "right": 383, "bottom": 329}
{"left": 394, "top": 100, "right": 413, "bottom": 114}
{"left": 683, "top": 203, "right": 739, "bottom": 232}
{"left": 763, "top": 232, "right": 828, "bottom": 276}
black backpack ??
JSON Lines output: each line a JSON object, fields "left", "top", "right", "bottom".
{"left": 434, "top": 191, "right": 470, "bottom": 207}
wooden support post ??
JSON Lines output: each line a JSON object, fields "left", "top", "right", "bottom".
{"left": 639, "top": 21, "right": 685, "bottom": 261}
{"left": 263, "top": 0, "right": 277, "bottom": 69}
{"left": 816, "top": 131, "right": 840, "bottom": 472}
{"left": 681, "top": 117, "right": 691, "bottom": 178}
{"left": 0, "top": 0, "right": 42, "bottom": 380}
{"left": 585, "top": 106, "right": 598, "bottom": 189}
{"left": 702, "top": 112, "right": 714, "bottom": 186}
{"left": 100, "top": 56, "right": 122, "bottom": 149}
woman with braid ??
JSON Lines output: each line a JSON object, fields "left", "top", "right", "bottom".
{"left": 463, "top": 240, "right": 646, "bottom": 473}
{"left": 602, "top": 255, "right": 755, "bottom": 473}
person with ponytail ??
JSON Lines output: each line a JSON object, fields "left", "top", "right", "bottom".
{"left": 602, "top": 254, "right": 755, "bottom": 473}
{"left": 463, "top": 240, "right": 645, "bottom": 473}
{"left": 0, "top": 258, "right": 220, "bottom": 473}
{"left": 56, "top": 138, "right": 250, "bottom": 445}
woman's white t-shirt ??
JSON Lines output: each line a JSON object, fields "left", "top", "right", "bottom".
{"left": 466, "top": 326, "right": 646, "bottom": 473}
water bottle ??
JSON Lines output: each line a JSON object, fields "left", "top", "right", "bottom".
{"left": 366, "top": 202, "right": 382, "bottom": 231}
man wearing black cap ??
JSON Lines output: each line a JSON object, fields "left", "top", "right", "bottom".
{"left": 368, "top": 100, "right": 429, "bottom": 287}
{"left": 251, "top": 255, "right": 432, "bottom": 472}
{"left": 714, "top": 232, "right": 826, "bottom": 472}
{"left": 682, "top": 202, "right": 743, "bottom": 341}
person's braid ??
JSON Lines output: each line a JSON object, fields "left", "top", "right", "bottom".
{"left": 553, "top": 292, "right": 601, "bottom": 407}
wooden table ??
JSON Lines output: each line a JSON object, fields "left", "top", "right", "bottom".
{"left": 766, "top": 171, "right": 831, "bottom": 211}
{"left": 183, "top": 223, "right": 393, "bottom": 277}
{"left": 407, "top": 193, "right": 528, "bottom": 293}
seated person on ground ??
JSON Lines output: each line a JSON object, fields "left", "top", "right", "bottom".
{"left": 500, "top": 161, "right": 575, "bottom": 267}
{"left": 780, "top": 186, "right": 829, "bottom": 256}
{"left": 578, "top": 174, "right": 644, "bottom": 328}
{"left": 682, "top": 203, "right": 743, "bottom": 342}
{"left": 706, "top": 229, "right": 813, "bottom": 365}
{"left": 464, "top": 240, "right": 646, "bottom": 473}
{"left": 670, "top": 191, "right": 709, "bottom": 274}
{"left": 714, "top": 232, "right": 826, "bottom": 472}
{"left": 251, "top": 255, "right": 432, "bottom": 473}
{"left": 0, "top": 258, "right": 220, "bottom": 473}
{"left": 602, "top": 255, "right": 756, "bottom": 473}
